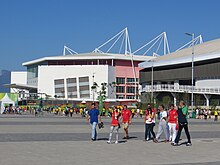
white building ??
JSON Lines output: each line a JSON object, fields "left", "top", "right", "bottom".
{"left": 22, "top": 52, "right": 153, "bottom": 104}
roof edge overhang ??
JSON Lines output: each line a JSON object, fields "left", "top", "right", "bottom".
{"left": 139, "top": 52, "right": 220, "bottom": 69}
{"left": 3, "top": 83, "right": 37, "bottom": 91}
{"left": 22, "top": 52, "right": 154, "bottom": 66}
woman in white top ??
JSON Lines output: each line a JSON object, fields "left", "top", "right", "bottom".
{"left": 155, "top": 105, "right": 169, "bottom": 142}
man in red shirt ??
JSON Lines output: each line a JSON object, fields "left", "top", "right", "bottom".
{"left": 167, "top": 104, "right": 178, "bottom": 143}
{"left": 121, "top": 105, "right": 132, "bottom": 139}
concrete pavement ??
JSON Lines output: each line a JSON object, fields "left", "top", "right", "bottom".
{"left": 0, "top": 115, "right": 220, "bottom": 165}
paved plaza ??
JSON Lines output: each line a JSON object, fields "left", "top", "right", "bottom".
{"left": 0, "top": 115, "right": 220, "bottom": 165}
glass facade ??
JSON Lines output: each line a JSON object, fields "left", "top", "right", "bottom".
{"left": 79, "top": 76, "right": 90, "bottom": 98}
{"left": 54, "top": 79, "right": 65, "bottom": 98}
{"left": 67, "top": 78, "right": 77, "bottom": 98}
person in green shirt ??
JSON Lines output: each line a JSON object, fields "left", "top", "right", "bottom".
{"left": 172, "top": 100, "right": 192, "bottom": 146}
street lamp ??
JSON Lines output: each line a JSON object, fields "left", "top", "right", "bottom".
{"left": 66, "top": 78, "right": 71, "bottom": 104}
{"left": 148, "top": 59, "right": 155, "bottom": 105}
{"left": 92, "top": 73, "right": 95, "bottom": 102}
{"left": 151, "top": 60, "right": 154, "bottom": 104}
{"left": 185, "top": 32, "right": 195, "bottom": 111}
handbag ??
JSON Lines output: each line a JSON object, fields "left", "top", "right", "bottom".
{"left": 175, "top": 123, "right": 179, "bottom": 130}
{"left": 98, "top": 122, "right": 104, "bottom": 129}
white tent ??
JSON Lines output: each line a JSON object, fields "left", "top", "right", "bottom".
{"left": 0, "top": 94, "right": 16, "bottom": 114}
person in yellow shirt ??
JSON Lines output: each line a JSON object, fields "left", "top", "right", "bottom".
{"left": 131, "top": 109, "right": 135, "bottom": 118}
{"left": 70, "top": 108, "right": 74, "bottom": 117}
{"left": 214, "top": 110, "right": 218, "bottom": 121}
{"left": 140, "top": 109, "right": 143, "bottom": 118}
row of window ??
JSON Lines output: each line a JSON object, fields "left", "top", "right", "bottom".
{"left": 116, "top": 86, "right": 138, "bottom": 93}
{"left": 116, "top": 77, "right": 139, "bottom": 84}
{"left": 49, "top": 59, "right": 114, "bottom": 66}
{"left": 116, "top": 95, "right": 135, "bottom": 99}
{"left": 54, "top": 76, "right": 90, "bottom": 98}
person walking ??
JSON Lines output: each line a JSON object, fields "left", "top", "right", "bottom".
{"left": 214, "top": 110, "right": 218, "bottom": 121}
{"left": 172, "top": 101, "right": 192, "bottom": 146}
{"left": 144, "top": 107, "right": 156, "bottom": 142}
{"left": 155, "top": 104, "right": 169, "bottom": 142}
{"left": 167, "top": 104, "right": 178, "bottom": 143}
{"left": 107, "top": 107, "right": 121, "bottom": 144}
{"left": 121, "top": 105, "right": 132, "bottom": 139}
{"left": 87, "top": 103, "right": 101, "bottom": 141}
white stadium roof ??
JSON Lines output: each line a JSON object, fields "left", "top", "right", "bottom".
{"left": 139, "top": 38, "right": 220, "bottom": 68}
{"left": 22, "top": 52, "right": 155, "bottom": 66}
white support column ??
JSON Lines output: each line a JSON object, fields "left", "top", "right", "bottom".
{"left": 77, "top": 77, "right": 80, "bottom": 99}
{"left": 153, "top": 92, "right": 159, "bottom": 106}
{"left": 203, "top": 94, "right": 211, "bottom": 107}
{"left": 64, "top": 78, "right": 68, "bottom": 99}
{"left": 171, "top": 92, "right": 177, "bottom": 107}
{"left": 174, "top": 80, "right": 179, "bottom": 91}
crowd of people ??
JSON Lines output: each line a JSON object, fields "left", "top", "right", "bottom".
{"left": 87, "top": 101, "right": 220, "bottom": 147}
{"left": 2, "top": 101, "right": 219, "bottom": 146}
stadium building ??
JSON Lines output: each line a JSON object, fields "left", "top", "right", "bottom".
{"left": 22, "top": 52, "right": 153, "bottom": 106}
{"left": 139, "top": 38, "right": 220, "bottom": 108}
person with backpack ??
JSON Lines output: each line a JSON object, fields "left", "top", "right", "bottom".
{"left": 172, "top": 101, "right": 192, "bottom": 146}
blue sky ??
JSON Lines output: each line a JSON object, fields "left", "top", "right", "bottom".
{"left": 1, "top": 0, "right": 220, "bottom": 71}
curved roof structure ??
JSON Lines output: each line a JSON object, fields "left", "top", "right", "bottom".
{"left": 139, "top": 38, "right": 220, "bottom": 68}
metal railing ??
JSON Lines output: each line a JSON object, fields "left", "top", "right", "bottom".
{"left": 142, "top": 84, "right": 220, "bottom": 95}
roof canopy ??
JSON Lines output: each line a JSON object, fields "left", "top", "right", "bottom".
{"left": 139, "top": 38, "right": 220, "bottom": 68}
{"left": 22, "top": 52, "right": 154, "bottom": 66}
{"left": 3, "top": 83, "right": 37, "bottom": 92}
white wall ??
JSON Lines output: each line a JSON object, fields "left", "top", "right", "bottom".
{"left": 196, "top": 79, "right": 220, "bottom": 88}
{"left": 10, "top": 71, "right": 27, "bottom": 92}
{"left": 38, "top": 65, "right": 115, "bottom": 100}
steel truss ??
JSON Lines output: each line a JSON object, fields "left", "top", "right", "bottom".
{"left": 133, "top": 32, "right": 170, "bottom": 56}
{"left": 175, "top": 35, "right": 203, "bottom": 52}
{"left": 63, "top": 45, "right": 78, "bottom": 56}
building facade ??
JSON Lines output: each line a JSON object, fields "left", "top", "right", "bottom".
{"left": 22, "top": 53, "right": 153, "bottom": 105}
{"left": 139, "top": 38, "right": 220, "bottom": 108}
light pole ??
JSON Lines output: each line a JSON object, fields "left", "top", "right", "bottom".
{"left": 151, "top": 61, "right": 154, "bottom": 104}
{"left": 66, "top": 78, "right": 69, "bottom": 104}
{"left": 148, "top": 59, "right": 155, "bottom": 105}
{"left": 185, "top": 32, "right": 195, "bottom": 111}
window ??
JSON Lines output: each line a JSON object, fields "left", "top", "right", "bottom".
{"left": 126, "top": 87, "right": 138, "bottom": 93}
{"left": 54, "top": 79, "right": 64, "bottom": 85}
{"left": 66, "top": 78, "right": 77, "bottom": 98}
{"left": 116, "top": 77, "right": 125, "bottom": 84}
{"left": 126, "top": 95, "right": 135, "bottom": 99}
{"left": 54, "top": 79, "right": 65, "bottom": 98}
{"left": 27, "top": 66, "right": 38, "bottom": 79}
{"left": 116, "top": 86, "right": 125, "bottom": 93}
{"left": 79, "top": 76, "right": 90, "bottom": 98}
{"left": 116, "top": 95, "right": 124, "bottom": 99}
{"left": 126, "top": 78, "right": 138, "bottom": 84}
